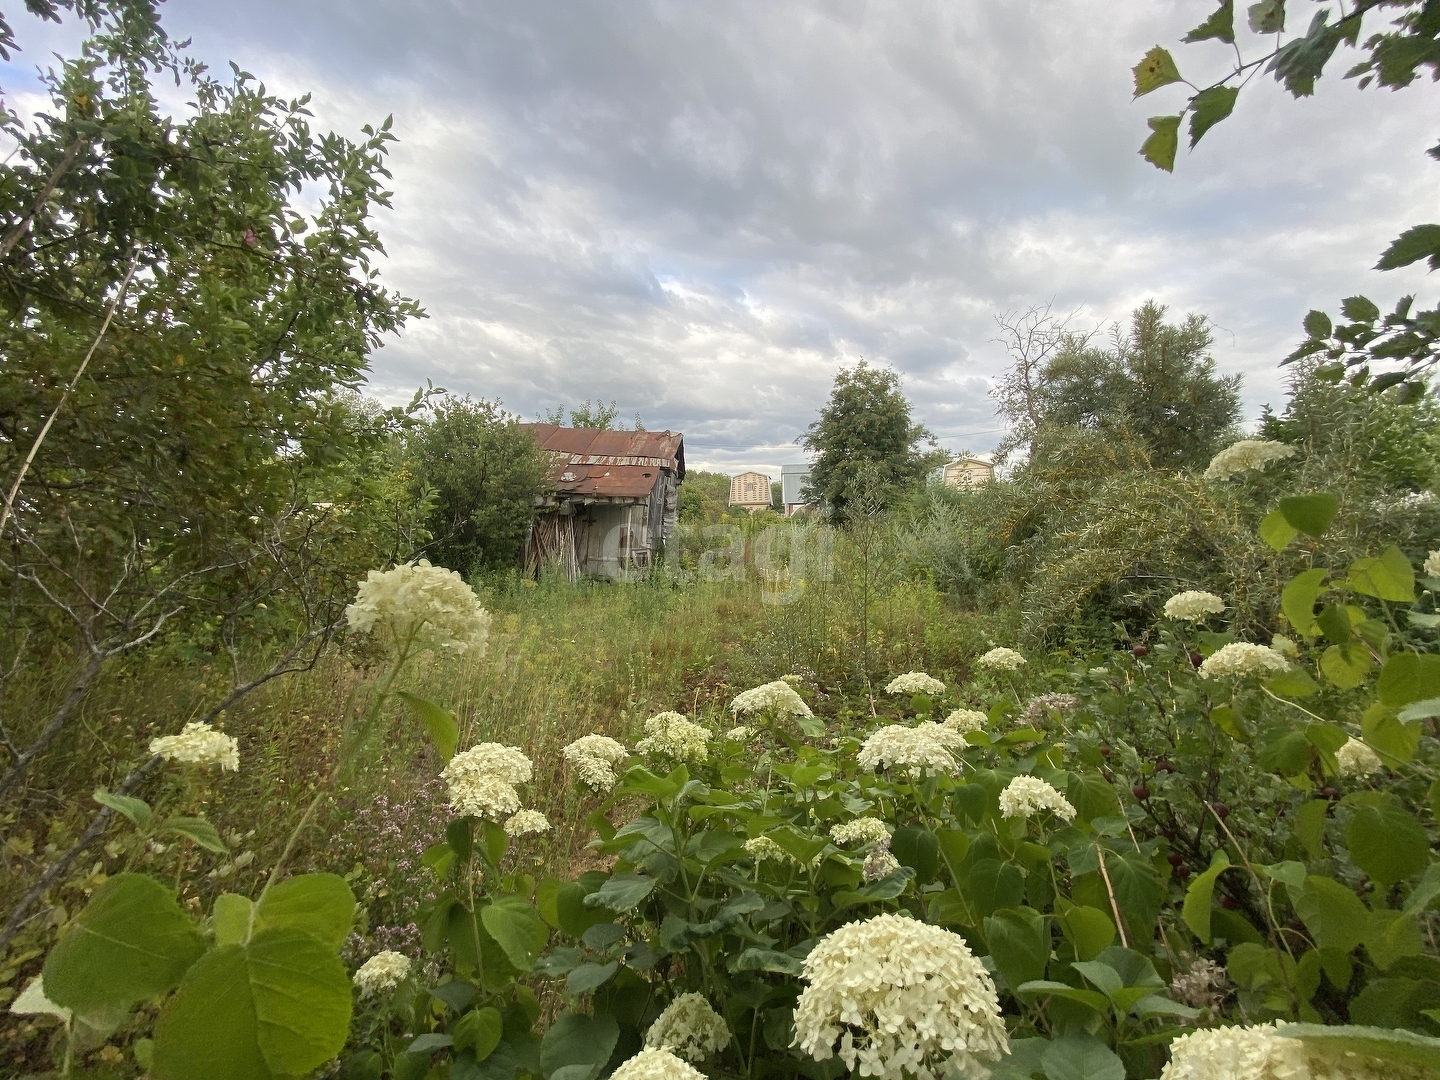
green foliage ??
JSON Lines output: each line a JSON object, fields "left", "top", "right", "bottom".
{"left": 675, "top": 470, "right": 733, "bottom": 524}
{"left": 802, "top": 360, "right": 942, "bottom": 519}
{"left": 406, "top": 396, "right": 550, "bottom": 577}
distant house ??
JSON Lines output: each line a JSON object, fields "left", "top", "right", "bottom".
{"left": 780, "top": 463, "right": 812, "bottom": 516}
{"left": 728, "top": 471, "right": 773, "bottom": 512}
{"left": 942, "top": 455, "right": 994, "bottom": 490}
{"left": 520, "top": 425, "right": 684, "bottom": 580}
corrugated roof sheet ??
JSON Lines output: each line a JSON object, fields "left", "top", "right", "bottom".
{"left": 521, "top": 424, "right": 685, "bottom": 500}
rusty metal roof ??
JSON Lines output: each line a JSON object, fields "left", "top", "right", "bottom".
{"left": 521, "top": 425, "right": 685, "bottom": 500}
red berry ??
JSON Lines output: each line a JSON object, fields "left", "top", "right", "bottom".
{"left": 1099, "top": 746, "right": 1111, "bottom": 757}
{"left": 1175, "top": 866, "right": 1190, "bottom": 880}
{"left": 1212, "top": 802, "right": 1230, "bottom": 820}
{"left": 1320, "top": 786, "right": 1339, "bottom": 801}
{"left": 1133, "top": 784, "right": 1150, "bottom": 801}
{"left": 1189, "top": 651, "right": 1204, "bottom": 668}
{"left": 1156, "top": 760, "right": 1176, "bottom": 774}
{"left": 1219, "top": 895, "right": 1237, "bottom": 910}
{"left": 1132, "top": 645, "right": 1148, "bottom": 658}
{"left": 1167, "top": 852, "right": 1184, "bottom": 867}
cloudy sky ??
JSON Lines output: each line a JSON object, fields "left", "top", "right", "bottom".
{"left": 6, "top": 2, "right": 1439, "bottom": 473}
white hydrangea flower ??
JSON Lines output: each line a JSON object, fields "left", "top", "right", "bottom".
{"left": 1023, "top": 694, "right": 1078, "bottom": 724}
{"left": 724, "top": 725, "right": 754, "bottom": 742}
{"left": 884, "top": 671, "right": 946, "bottom": 696}
{"left": 345, "top": 559, "right": 491, "bottom": 654}
{"left": 830, "top": 818, "right": 892, "bottom": 846}
{"left": 636, "top": 712, "right": 710, "bottom": 763}
{"left": 1270, "top": 634, "right": 1299, "bottom": 658}
{"left": 441, "top": 742, "right": 533, "bottom": 820}
{"left": 998, "top": 776, "right": 1077, "bottom": 823}
{"left": 1336, "top": 737, "right": 1383, "bottom": 779}
{"left": 744, "top": 836, "right": 792, "bottom": 863}
{"left": 1160, "top": 1022, "right": 1309, "bottom": 1080}
{"left": 562, "top": 734, "right": 629, "bottom": 792}
{"left": 1425, "top": 550, "right": 1440, "bottom": 578}
{"left": 792, "top": 912, "right": 1007, "bottom": 1080}
{"left": 977, "top": 647, "right": 1026, "bottom": 671}
{"left": 913, "top": 720, "right": 968, "bottom": 753}
{"left": 730, "top": 680, "right": 813, "bottom": 717}
{"left": 1198, "top": 643, "right": 1290, "bottom": 680}
{"left": 862, "top": 847, "right": 902, "bottom": 883}
{"left": 610, "top": 1047, "right": 707, "bottom": 1080}
{"left": 504, "top": 809, "right": 551, "bottom": 837}
{"left": 645, "top": 992, "right": 732, "bottom": 1061}
{"left": 857, "top": 725, "right": 959, "bottom": 776}
{"left": 942, "top": 708, "right": 988, "bottom": 735}
{"left": 149, "top": 722, "right": 240, "bottom": 772}
{"left": 1202, "top": 439, "right": 1298, "bottom": 482}
{"left": 1164, "top": 590, "right": 1227, "bottom": 622}
{"left": 353, "top": 951, "right": 411, "bottom": 997}
{"left": 10, "top": 976, "right": 70, "bottom": 1022}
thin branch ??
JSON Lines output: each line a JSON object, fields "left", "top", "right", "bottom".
{"left": 0, "top": 138, "right": 84, "bottom": 263}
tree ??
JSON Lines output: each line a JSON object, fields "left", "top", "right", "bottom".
{"left": 676, "top": 470, "right": 732, "bottom": 524}
{"left": 407, "top": 397, "right": 550, "bottom": 576}
{"left": 995, "top": 302, "right": 1241, "bottom": 472}
{"left": 1132, "top": 1, "right": 1440, "bottom": 390}
{"left": 989, "top": 304, "right": 1093, "bottom": 463}
{"left": 802, "top": 360, "right": 941, "bottom": 519}
{"left": 540, "top": 400, "right": 645, "bottom": 430}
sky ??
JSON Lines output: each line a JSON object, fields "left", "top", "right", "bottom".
{"left": 5, "top": 1, "right": 1439, "bottom": 474}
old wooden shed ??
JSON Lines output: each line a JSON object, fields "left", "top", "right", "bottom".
{"left": 520, "top": 425, "right": 685, "bottom": 580}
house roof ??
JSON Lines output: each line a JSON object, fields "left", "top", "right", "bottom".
{"left": 521, "top": 425, "right": 685, "bottom": 501}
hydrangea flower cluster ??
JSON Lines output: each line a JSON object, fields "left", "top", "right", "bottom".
{"left": 862, "top": 846, "right": 902, "bottom": 883}
{"left": 1202, "top": 439, "right": 1297, "bottom": 482}
{"left": 1198, "top": 643, "right": 1290, "bottom": 680}
{"left": 1022, "top": 694, "right": 1078, "bottom": 724}
{"left": 644, "top": 992, "right": 732, "bottom": 1061}
{"left": 610, "top": 1047, "right": 707, "bottom": 1080}
{"left": 635, "top": 712, "right": 710, "bottom": 763}
{"left": 1426, "top": 550, "right": 1440, "bottom": 578}
{"left": 1169, "top": 957, "right": 1228, "bottom": 1010}
{"left": 149, "top": 722, "right": 240, "bottom": 772}
{"left": 724, "top": 725, "right": 754, "bottom": 742}
{"left": 1336, "top": 737, "right": 1383, "bottom": 779}
{"left": 440, "top": 742, "right": 533, "bottom": 820}
{"left": 1164, "top": 590, "right": 1227, "bottom": 622}
{"left": 730, "top": 680, "right": 813, "bottom": 717}
{"left": 562, "top": 733, "right": 629, "bottom": 792}
{"left": 830, "top": 817, "right": 891, "bottom": 846}
{"left": 744, "top": 836, "right": 794, "bottom": 864}
{"left": 998, "top": 776, "right": 1077, "bottom": 823}
{"left": 884, "top": 671, "right": 946, "bottom": 696}
{"left": 977, "top": 647, "right": 1025, "bottom": 671}
{"left": 345, "top": 559, "right": 491, "bottom": 654}
{"left": 792, "top": 912, "right": 1008, "bottom": 1080}
{"left": 353, "top": 950, "right": 411, "bottom": 997}
{"left": 857, "top": 725, "right": 959, "bottom": 776}
{"left": 943, "top": 708, "right": 988, "bottom": 734}
{"left": 913, "top": 720, "right": 969, "bottom": 753}
{"left": 1159, "top": 1022, "right": 1308, "bottom": 1080}
{"left": 504, "top": 809, "right": 551, "bottom": 837}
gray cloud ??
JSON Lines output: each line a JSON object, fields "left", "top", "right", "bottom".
{"left": 7, "top": 1, "right": 1440, "bottom": 473}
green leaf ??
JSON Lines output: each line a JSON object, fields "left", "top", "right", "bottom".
{"left": 1377, "top": 224, "right": 1440, "bottom": 272}
{"left": 583, "top": 874, "right": 658, "bottom": 913}
{"left": 1070, "top": 960, "right": 1122, "bottom": 996}
{"left": 480, "top": 898, "right": 549, "bottom": 972}
{"left": 1364, "top": 705, "right": 1422, "bottom": 766}
{"left": 1133, "top": 47, "right": 1183, "bottom": 96}
{"left": 1293, "top": 800, "right": 1329, "bottom": 861}
{"left": 565, "top": 961, "right": 619, "bottom": 995}
{"left": 1184, "top": 0, "right": 1236, "bottom": 44}
{"left": 1067, "top": 772, "right": 1121, "bottom": 824}
{"left": 1348, "top": 546, "right": 1416, "bottom": 602}
{"left": 1295, "top": 875, "right": 1368, "bottom": 953}
{"left": 1267, "top": 667, "right": 1320, "bottom": 698}
{"left": 1183, "top": 850, "right": 1233, "bottom": 944}
{"left": 1398, "top": 697, "right": 1440, "bottom": 722}
{"left": 1056, "top": 904, "right": 1116, "bottom": 961}
{"left": 767, "top": 826, "right": 828, "bottom": 867}
{"left": 454, "top": 1007, "right": 504, "bottom": 1061}
{"left": 1260, "top": 510, "right": 1300, "bottom": 552}
{"left": 253, "top": 874, "right": 356, "bottom": 951}
{"left": 890, "top": 826, "right": 939, "bottom": 883}
{"left": 1365, "top": 909, "right": 1425, "bottom": 970}
{"left": 1188, "top": 85, "right": 1239, "bottom": 147}
{"left": 1014, "top": 980, "right": 1109, "bottom": 1014}
{"left": 1279, "top": 494, "right": 1339, "bottom": 538}
{"left": 1260, "top": 731, "right": 1311, "bottom": 775}
{"left": 44, "top": 874, "right": 206, "bottom": 1014}
{"left": 1040, "top": 1031, "right": 1126, "bottom": 1080}
{"left": 1341, "top": 295, "right": 1381, "bottom": 323}
{"left": 153, "top": 928, "right": 351, "bottom": 1080}
{"left": 1347, "top": 806, "right": 1431, "bottom": 890}
{"left": 554, "top": 883, "right": 611, "bottom": 938}
{"left": 1247, "top": 0, "right": 1285, "bottom": 34}
{"left": 1320, "top": 643, "right": 1372, "bottom": 690}
{"left": 539, "top": 1012, "right": 619, "bottom": 1080}
{"left": 535, "top": 877, "right": 564, "bottom": 930}
{"left": 397, "top": 691, "right": 459, "bottom": 762}
{"left": 1377, "top": 652, "right": 1440, "bottom": 707}
{"left": 1303, "top": 309, "right": 1333, "bottom": 339}
{"left": 735, "top": 948, "right": 806, "bottom": 977}
{"left": 213, "top": 894, "right": 254, "bottom": 947}
{"left": 1283, "top": 568, "right": 1329, "bottom": 636}
{"left": 1282, "top": 1024, "right": 1440, "bottom": 1072}
{"left": 1140, "top": 115, "right": 1181, "bottom": 171}
{"left": 984, "top": 907, "right": 1049, "bottom": 990}
{"left": 163, "top": 816, "right": 228, "bottom": 853}
{"left": 94, "top": 788, "right": 153, "bottom": 830}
